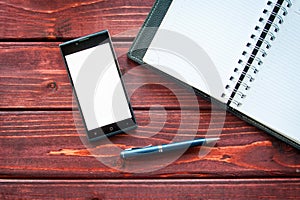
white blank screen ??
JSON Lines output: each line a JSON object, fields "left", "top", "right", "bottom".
{"left": 65, "top": 43, "right": 132, "bottom": 130}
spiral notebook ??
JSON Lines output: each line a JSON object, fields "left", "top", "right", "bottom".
{"left": 128, "top": 0, "right": 300, "bottom": 149}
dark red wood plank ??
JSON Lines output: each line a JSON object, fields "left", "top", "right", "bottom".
{"left": 1, "top": 111, "right": 299, "bottom": 178}
{"left": 0, "top": 0, "right": 154, "bottom": 39}
{"left": 0, "top": 42, "right": 211, "bottom": 109}
{"left": 1, "top": 179, "right": 300, "bottom": 199}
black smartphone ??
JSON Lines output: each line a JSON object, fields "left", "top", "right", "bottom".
{"left": 60, "top": 30, "right": 137, "bottom": 141}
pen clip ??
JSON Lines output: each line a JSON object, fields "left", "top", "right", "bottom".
{"left": 125, "top": 144, "right": 152, "bottom": 151}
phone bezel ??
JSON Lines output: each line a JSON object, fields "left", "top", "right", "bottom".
{"left": 59, "top": 30, "right": 137, "bottom": 141}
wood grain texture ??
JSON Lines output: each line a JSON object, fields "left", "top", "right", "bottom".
{"left": 0, "top": 0, "right": 154, "bottom": 40}
{"left": 1, "top": 111, "right": 299, "bottom": 178}
{"left": 0, "top": 42, "right": 211, "bottom": 109}
{"left": 1, "top": 179, "right": 300, "bottom": 199}
{"left": 1, "top": 0, "right": 299, "bottom": 198}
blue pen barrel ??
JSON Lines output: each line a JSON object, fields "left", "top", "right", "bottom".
{"left": 120, "top": 138, "right": 218, "bottom": 159}
{"left": 163, "top": 139, "right": 206, "bottom": 150}
{"left": 121, "top": 146, "right": 161, "bottom": 159}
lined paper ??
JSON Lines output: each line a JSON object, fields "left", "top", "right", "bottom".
{"left": 143, "top": 0, "right": 268, "bottom": 102}
{"left": 232, "top": 1, "right": 300, "bottom": 144}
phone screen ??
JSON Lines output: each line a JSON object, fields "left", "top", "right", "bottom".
{"left": 60, "top": 31, "right": 136, "bottom": 140}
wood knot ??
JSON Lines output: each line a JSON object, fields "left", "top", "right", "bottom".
{"left": 221, "top": 154, "right": 231, "bottom": 160}
{"left": 47, "top": 81, "right": 58, "bottom": 90}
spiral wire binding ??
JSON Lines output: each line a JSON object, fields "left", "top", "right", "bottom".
{"left": 222, "top": 0, "right": 292, "bottom": 107}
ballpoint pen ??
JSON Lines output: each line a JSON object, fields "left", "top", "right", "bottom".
{"left": 120, "top": 137, "right": 219, "bottom": 159}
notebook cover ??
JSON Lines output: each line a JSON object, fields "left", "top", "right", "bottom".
{"left": 128, "top": 0, "right": 172, "bottom": 64}
{"left": 127, "top": 0, "right": 300, "bottom": 150}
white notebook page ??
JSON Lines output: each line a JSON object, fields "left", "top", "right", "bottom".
{"left": 143, "top": 0, "right": 269, "bottom": 102}
{"left": 232, "top": 1, "right": 300, "bottom": 144}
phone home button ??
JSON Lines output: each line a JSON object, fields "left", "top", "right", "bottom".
{"left": 109, "top": 127, "right": 114, "bottom": 131}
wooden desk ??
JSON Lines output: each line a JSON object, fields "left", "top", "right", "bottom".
{"left": 1, "top": 0, "right": 299, "bottom": 199}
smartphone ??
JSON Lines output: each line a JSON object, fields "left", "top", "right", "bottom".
{"left": 59, "top": 30, "right": 137, "bottom": 141}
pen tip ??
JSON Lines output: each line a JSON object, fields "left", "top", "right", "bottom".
{"left": 205, "top": 137, "right": 220, "bottom": 145}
